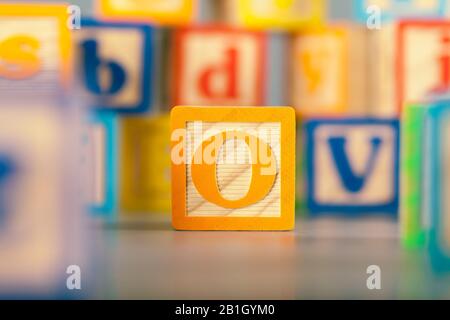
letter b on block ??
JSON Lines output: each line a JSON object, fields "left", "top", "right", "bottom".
{"left": 82, "top": 39, "right": 126, "bottom": 95}
{"left": 305, "top": 118, "right": 399, "bottom": 216}
{"left": 75, "top": 19, "right": 153, "bottom": 113}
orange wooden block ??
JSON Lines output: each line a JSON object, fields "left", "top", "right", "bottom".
{"left": 170, "top": 106, "right": 295, "bottom": 231}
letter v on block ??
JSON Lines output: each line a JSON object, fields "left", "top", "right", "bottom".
{"left": 305, "top": 118, "right": 400, "bottom": 216}
{"left": 328, "top": 136, "right": 382, "bottom": 193}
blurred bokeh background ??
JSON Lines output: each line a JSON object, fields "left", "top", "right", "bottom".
{"left": 1, "top": 0, "right": 450, "bottom": 299}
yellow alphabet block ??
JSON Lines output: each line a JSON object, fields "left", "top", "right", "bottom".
{"left": 224, "top": 0, "right": 324, "bottom": 30}
{"left": 120, "top": 114, "right": 171, "bottom": 213}
{"left": 0, "top": 3, "right": 72, "bottom": 99}
{"left": 170, "top": 106, "right": 295, "bottom": 230}
{"left": 97, "top": 0, "right": 197, "bottom": 26}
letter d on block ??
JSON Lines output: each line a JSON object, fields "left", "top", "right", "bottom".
{"left": 197, "top": 47, "right": 238, "bottom": 100}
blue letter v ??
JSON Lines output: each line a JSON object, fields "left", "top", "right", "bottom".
{"left": 327, "top": 136, "right": 382, "bottom": 193}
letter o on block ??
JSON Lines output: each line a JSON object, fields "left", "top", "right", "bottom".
{"left": 191, "top": 130, "right": 277, "bottom": 209}
{"left": 170, "top": 106, "right": 295, "bottom": 231}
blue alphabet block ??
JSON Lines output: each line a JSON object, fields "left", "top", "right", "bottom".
{"left": 82, "top": 111, "right": 119, "bottom": 221}
{"left": 305, "top": 118, "right": 399, "bottom": 216}
{"left": 76, "top": 19, "right": 153, "bottom": 113}
{"left": 353, "top": 0, "right": 446, "bottom": 23}
{"left": 425, "top": 101, "right": 450, "bottom": 272}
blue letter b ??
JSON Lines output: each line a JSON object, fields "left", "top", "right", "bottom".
{"left": 81, "top": 39, "right": 127, "bottom": 95}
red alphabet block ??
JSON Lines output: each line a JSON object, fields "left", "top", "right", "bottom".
{"left": 172, "top": 26, "right": 266, "bottom": 106}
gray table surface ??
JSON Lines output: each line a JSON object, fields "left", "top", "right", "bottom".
{"left": 88, "top": 215, "right": 450, "bottom": 299}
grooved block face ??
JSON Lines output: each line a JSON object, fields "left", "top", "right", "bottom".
{"left": 227, "top": 0, "right": 324, "bottom": 30}
{"left": 173, "top": 27, "right": 266, "bottom": 107}
{"left": 97, "top": 0, "right": 197, "bottom": 25}
{"left": 305, "top": 118, "right": 400, "bottom": 215}
{"left": 185, "top": 121, "right": 281, "bottom": 217}
{"left": 171, "top": 106, "right": 295, "bottom": 230}
{"left": 291, "top": 28, "right": 347, "bottom": 116}
{"left": 0, "top": 4, "right": 71, "bottom": 101}
{"left": 74, "top": 19, "right": 153, "bottom": 113}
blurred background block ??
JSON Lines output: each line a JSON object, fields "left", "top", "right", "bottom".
{"left": 0, "top": 3, "right": 71, "bottom": 104}
{"left": 74, "top": 19, "right": 154, "bottom": 113}
{"left": 425, "top": 102, "right": 450, "bottom": 272}
{"left": 304, "top": 118, "right": 399, "bottom": 216}
{"left": 83, "top": 111, "right": 119, "bottom": 222}
{"left": 96, "top": 0, "right": 199, "bottom": 25}
{"left": 0, "top": 106, "right": 86, "bottom": 298}
{"left": 397, "top": 21, "right": 450, "bottom": 113}
{"left": 120, "top": 114, "right": 171, "bottom": 214}
{"left": 400, "top": 103, "right": 428, "bottom": 249}
{"left": 291, "top": 27, "right": 349, "bottom": 116}
{"left": 221, "top": 0, "right": 324, "bottom": 31}
{"left": 171, "top": 26, "right": 267, "bottom": 107}
{"left": 354, "top": 0, "right": 447, "bottom": 23}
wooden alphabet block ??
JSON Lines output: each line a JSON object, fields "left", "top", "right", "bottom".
{"left": 397, "top": 20, "right": 450, "bottom": 113}
{"left": 171, "top": 106, "right": 295, "bottom": 230}
{"left": 97, "top": 0, "right": 198, "bottom": 25}
{"left": 266, "top": 32, "right": 290, "bottom": 106}
{"left": 400, "top": 103, "right": 428, "bottom": 248}
{"left": 120, "top": 114, "right": 171, "bottom": 213}
{"left": 292, "top": 22, "right": 398, "bottom": 116}
{"left": 0, "top": 3, "right": 71, "bottom": 102}
{"left": 365, "top": 23, "right": 397, "bottom": 116}
{"left": 291, "top": 27, "right": 348, "bottom": 116}
{"left": 425, "top": 101, "right": 450, "bottom": 272}
{"left": 223, "top": 0, "right": 324, "bottom": 31}
{"left": 0, "top": 107, "right": 81, "bottom": 297}
{"left": 304, "top": 118, "right": 399, "bottom": 215}
{"left": 295, "top": 120, "right": 307, "bottom": 216}
{"left": 172, "top": 26, "right": 266, "bottom": 107}
{"left": 74, "top": 19, "right": 154, "bottom": 113}
{"left": 354, "top": 0, "right": 446, "bottom": 23}
{"left": 83, "top": 112, "right": 119, "bottom": 221}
